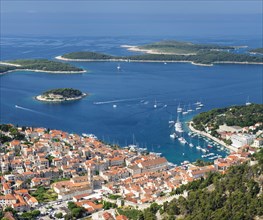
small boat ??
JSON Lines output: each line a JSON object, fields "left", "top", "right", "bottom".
{"left": 208, "top": 145, "right": 213, "bottom": 148}
{"left": 170, "top": 133, "right": 177, "bottom": 139}
{"left": 154, "top": 99, "right": 157, "bottom": 108}
{"left": 201, "top": 148, "right": 207, "bottom": 153}
{"left": 113, "top": 104, "right": 117, "bottom": 108}
{"left": 178, "top": 137, "right": 187, "bottom": 144}
{"left": 182, "top": 105, "right": 188, "bottom": 115}
{"left": 181, "top": 160, "right": 190, "bottom": 165}
{"left": 117, "top": 64, "right": 121, "bottom": 70}
{"left": 164, "top": 62, "right": 167, "bottom": 65}
{"left": 196, "top": 107, "right": 201, "bottom": 110}
{"left": 169, "top": 120, "right": 175, "bottom": 124}
{"left": 189, "top": 143, "right": 194, "bottom": 148}
{"left": 177, "top": 103, "right": 183, "bottom": 113}
{"left": 245, "top": 96, "right": 251, "bottom": 106}
{"left": 187, "top": 104, "right": 193, "bottom": 112}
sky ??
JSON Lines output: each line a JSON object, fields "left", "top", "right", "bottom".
{"left": 1, "top": 1, "right": 262, "bottom": 37}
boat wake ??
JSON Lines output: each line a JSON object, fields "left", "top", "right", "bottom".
{"left": 93, "top": 97, "right": 146, "bottom": 105}
{"left": 15, "top": 105, "right": 50, "bottom": 117}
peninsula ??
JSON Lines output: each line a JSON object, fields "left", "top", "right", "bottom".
{"left": 0, "top": 59, "right": 86, "bottom": 74}
{"left": 249, "top": 48, "right": 263, "bottom": 55}
{"left": 189, "top": 104, "right": 263, "bottom": 151}
{"left": 57, "top": 40, "right": 263, "bottom": 66}
{"left": 36, "top": 88, "right": 87, "bottom": 102}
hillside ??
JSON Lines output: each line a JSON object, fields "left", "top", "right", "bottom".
{"left": 192, "top": 104, "right": 263, "bottom": 132}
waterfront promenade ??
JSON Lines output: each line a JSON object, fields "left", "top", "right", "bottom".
{"left": 188, "top": 121, "right": 238, "bottom": 152}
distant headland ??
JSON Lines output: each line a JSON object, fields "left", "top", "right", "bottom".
{"left": 0, "top": 59, "right": 86, "bottom": 74}
{"left": 56, "top": 40, "right": 263, "bottom": 66}
{"left": 249, "top": 48, "right": 263, "bottom": 55}
{"left": 36, "top": 88, "right": 87, "bottom": 102}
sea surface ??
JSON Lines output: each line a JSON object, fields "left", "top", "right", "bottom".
{"left": 0, "top": 36, "right": 262, "bottom": 165}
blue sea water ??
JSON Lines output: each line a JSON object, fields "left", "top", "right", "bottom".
{"left": 0, "top": 34, "right": 262, "bottom": 165}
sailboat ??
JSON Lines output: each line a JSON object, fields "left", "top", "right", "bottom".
{"left": 187, "top": 103, "right": 193, "bottom": 113}
{"left": 182, "top": 105, "right": 188, "bottom": 115}
{"left": 178, "top": 132, "right": 187, "bottom": 144}
{"left": 189, "top": 136, "right": 194, "bottom": 148}
{"left": 245, "top": 96, "right": 251, "bottom": 106}
{"left": 196, "top": 136, "right": 201, "bottom": 150}
{"left": 154, "top": 99, "right": 157, "bottom": 108}
{"left": 177, "top": 103, "right": 183, "bottom": 113}
{"left": 175, "top": 115, "right": 184, "bottom": 133}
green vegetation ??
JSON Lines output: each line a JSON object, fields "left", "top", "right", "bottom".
{"left": 0, "top": 124, "right": 25, "bottom": 144}
{"left": 0, "top": 65, "right": 16, "bottom": 73}
{"left": 117, "top": 207, "right": 144, "bottom": 220}
{"left": 102, "top": 201, "right": 117, "bottom": 210}
{"left": 30, "top": 187, "right": 57, "bottom": 203}
{"left": 1, "top": 59, "right": 84, "bottom": 73}
{"left": 19, "top": 210, "right": 40, "bottom": 220}
{"left": 42, "top": 88, "right": 84, "bottom": 98}
{"left": 60, "top": 40, "right": 263, "bottom": 65}
{"left": 162, "top": 157, "right": 263, "bottom": 220}
{"left": 108, "top": 194, "right": 122, "bottom": 200}
{"left": 54, "top": 212, "right": 63, "bottom": 219}
{"left": 249, "top": 48, "right": 263, "bottom": 54}
{"left": 63, "top": 51, "right": 114, "bottom": 59}
{"left": 138, "top": 40, "right": 235, "bottom": 54}
{"left": 65, "top": 202, "right": 86, "bottom": 219}
{"left": 192, "top": 104, "right": 263, "bottom": 132}
{"left": 194, "top": 159, "right": 214, "bottom": 167}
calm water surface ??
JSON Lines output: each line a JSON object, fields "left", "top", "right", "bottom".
{"left": 0, "top": 36, "right": 262, "bottom": 164}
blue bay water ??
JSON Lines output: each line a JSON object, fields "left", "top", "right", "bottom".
{"left": 0, "top": 36, "right": 262, "bottom": 165}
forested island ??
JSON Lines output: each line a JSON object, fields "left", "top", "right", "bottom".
{"left": 126, "top": 40, "right": 235, "bottom": 55}
{"left": 0, "top": 59, "right": 85, "bottom": 74}
{"left": 36, "top": 88, "right": 87, "bottom": 102}
{"left": 249, "top": 48, "right": 263, "bottom": 55}
{"left": 57, "top": 40, "right": 263, "bottom": 66}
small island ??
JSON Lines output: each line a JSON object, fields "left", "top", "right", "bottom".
{"left": 57, "top": 40, "right": 263, "bottom": 66}
{"left": 0, "top": 59, "right": 86, "bottom": 74}
{"left": 249, "top": 48, "right": 263, "bottom": 55}
{"left": 36, "top": 88, "right": 87, "bottom": 102}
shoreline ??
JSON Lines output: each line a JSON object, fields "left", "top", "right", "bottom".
{"left": 188, "top": 121, "right": 238, "bottom": 152}
{"left": 35, "top": 93, "right": 87, "bottom": 102}
{"left": 120, "top": 45, "right": 197, "bottom": 56}
{"left": 55, "top": 55, "right": 263, "bottom": 66}
{"left": 0, "top": 68, "right": 86, "bottom": 75}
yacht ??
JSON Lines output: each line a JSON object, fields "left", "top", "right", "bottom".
{"left": 177, "top": 103, "right": 183, "bottom": 113}
{"left": 170, "top": 133, "right": 177, "bottom": 139}
{"left": 182, "top": 105, "right": 188, "bottom": 115}
{"left": 187, "top": 103, "right": 193, "bottom": 112}
{"left": 178, "top": 134, "right": 187, "bottom": 144}
{"left": 196, "top": 137, "right": 201, "bottom": 150}
{"left": 196, "top": 146, "right": 201, "bottom": 150}
{"left": 245, "top": 96, "right": 251, "bottom": 106}
{"left": 154, "top": 99, "right": 157, "bottom": 108}
{"left": 175, "top": 116, "right": 184, "bottom": 133}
